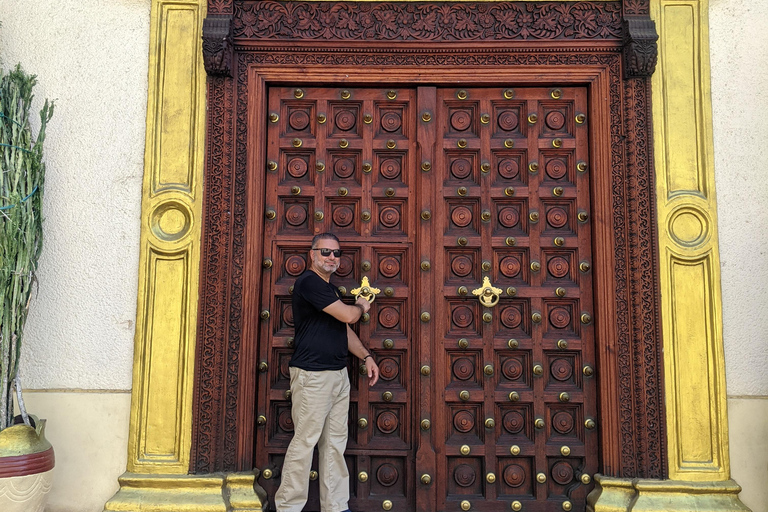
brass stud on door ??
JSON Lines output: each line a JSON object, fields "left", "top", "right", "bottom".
{"left": 529, "top": 211, "right": 539, "bottom": 223}
{"left": 421, "top": 474, "right": 432, "bottom": 485}
{"left": 265, "top": 209, "right": 276, "bottom": 220}
{"left": 583, "top": 365, "right": 595, "bottom": 377}
{"left": 532, "top": 312, "right": 542, "bottom": 323}
{"left": 361, "top": 210, "right": 371, "bottom": 222}
{"left": 460, "top": 500, "right": 471, "bottom": 511}
{"left": 576, "top": 113, "right": 587, "bottom": 124}
{"left": 317, "top": 113, "right": 327, "bottom": 124}
{"left": 284, "top": 390, "right": 292, "bottom": 399}
{"left": 382, "top": 500, "right": 393, "bottom": 511}
{"left": 503, "top": 88, "right": 515, "bottom": 99}
{"left": 339, "top": 139, "right": 349, "bottom": 149}
{"left": 483, "top": 312, "right": 492, "bottom": 323}
{"left": 340, "top": 90, "right": 351, "bottom": 100}
{"left": 363, "top": 114, "right": 372, "bottom": 124}
{"left": 458, "top": 286, "right": 468, "bottom": 296}
{"left": 528, "top": 113, "right": 538, "bottom": 124}
{"left": 421, "top": 161, "right": 432, "bottom": 172}
{"left": 262, "top": 258, "right": 273, "bottom": 269}
{"left": 581, "top": 474, "right": 592, "bottom": 484}
{"left": 578, "top": 211, "right": 589, "bottom": 222}
{"left": 361, "top": 260, "right": 372, "bottom": 271}
{"left": 554, "top": 236, "right": 565, "bottom": 246}
{"left": 528, "top": 161, "right": 539, "bottom": 173}
{"left": 269, "top": 112, "right": 279, "bottom": 123}
{"left": 457, "top": 237, "right": 468, "bottom": 246}
{"left": 421, "top": 210, "right": 431, "bottom": 221}
{"left": 510, "top": 445, "right": 521, "bottom": 455}
{"left": 507, "top": 287, "right": 517, "bottom": 296}
{"left": 262, "top": 469, "right": 273, "bottom": 479}
{"left": 459, "top": 390, "right": 470, "bottom": 401}
{"left": 384, "top": 287, "right": 394, "bottom": 297}
{"left": 258, "top": 361, "right": 268, "bottom": 373}
{"left": 362, "top": 162, "right": 372, "bottom": 173}
{"left": 511, "top": 500, "right": 522, "bottom": 511}
{"left": 387, "top": 139, "right": 397, "bottom": 149}
{"left": 555, "top": 287, "right": 566, "bottom": 297}
{"left": 532, "top": 364, "right": 543, "bottom": 376}
{"left": 484, "top": 364, "right": 494, "bottom": 376}
{"left": 557, "top": 339, "right": 568, "bottom": 349}
{"left": 559, "top": 392, "right": 570, "bottom": 402}
{"left": 535, "top": 418, "right": 545, "bottom": 429}
{"left": 581, "top": 313, "right": 592, "bottom": 324}
{"left": 577, "top": 161, "right": 588, "bottom": 172}
{"left": 504, "top": 139, "right": 514, "bottom": 148}
{"left": 553, "top": 186, "right": 564, "bottom": 196}
{"left": 291, "top": 186, "right": 301, "bottom": 195}
{"left": 420, "top": 419, "right": 431, "bottom": 430}
{"left": 294, "top": 88, "right": 304, "bottom": 99}
{"left": 486, "top": 472, "right": 496, "bottom": 484}
{"left": 482, "top": 260, "right": 492, "bottom": 271}
{"left": 531, "top": 261, "right": 541, "bottom": 272}
{"left": 458, "top": 338, "right": 469, "bottom": 349}
{"left": 485, "top": 418, "right": 495, "bottom": 429}
{"left": 460, "top": 445, "right": 471, "bottom": 455}
{"left": 561, "top": 446, "right": 571, "bottom": 456}
{"left": 579, "top": 261, "right": 591, "bottom": 273}
{"left": 504, "top": 186, "right": 515, "bottom": 196}
{"left": 480, "top": 113, "right": 490, "bottom": 124}
{"left": 537, "top": 472, "right": 547, "bottom": 483}
{"left": 316, "top": 162, "right": 325, "bottom": 172}
{"left": 260, "top": 310, "right": 270, "bottom": 320}
{"left": 358, "top": 471, "right": 369, "bottom": 482}
{"left": 338, "top": 187, "right": 348, "bottom": 196}
{"left": 358, "top": 417, "right": 368, "bottom": 429}
{"left": 585, "top": 418, "right": 596, "bottom": 429}
{"left": 508, "top": 391, "right": 520, "bottom": 402}
{"left": 457, "top": 90, "right": 468, "bottom": 100}
{"left": 383, "top": 338, "right": 394, "bottom": 349}
{"left": 552, "top": 138, "right": 562, "bottom": 148}
{"left": 481, "top": 162, "right": 491, "bottom": 173}
{"left": 257, "top": 415, "right": 266, "bottom": 426}
{"left": 563, "top": 501, "right": 573, "bottom": 511}
{"left": 508, "top": 339, "right": 519, "bottom": 349}
{"left": 387, "top": 90, "right": 397, "bottom": 100}
{"left": 287, "top": 335, "right": 294, "bottom": 346}
{"left": 314, "top": 211, "right": 324, "bottom": 221}
{"left": 382, "top": 391, "right": 393, "bottom": 402}
{"left": 481, "top": 210, "right": 491, "bottom": 222}
{"left": 420, "top": 365, "right": 431, "bottom": 376}
{"left": 421, "top": 260, "right": 431, "bottom": 270}
{"left": 385, "top": 187, "right": 396, "bottom": 197}
{"left": 505, "top": 237, "right": 516, "bottom": 247}
{"left": 421, "top": 312, "right": 431, "bottom": 322}
{"left": 457, "top": 186, "right": 468, "bottom": 196}
{"left": 457, "top": 139, "right": 467, "bottom": 149}
{"left": 292, "top": 138, "right": 302, "bottom": 147}
{"left": 421, "top": 112, "right": 432, "bottom": 122}
{"left": 267, "top": 160, "right": 278, "bottom": 171}
{"left": 551, "top": 88, "right": 563, "bottom": 99}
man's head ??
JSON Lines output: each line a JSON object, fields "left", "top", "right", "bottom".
{"left": 309, "top": 233, "right": 341, "bottom": 275}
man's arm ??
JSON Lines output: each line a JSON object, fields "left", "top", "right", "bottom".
{"left": 347, "top": 324, "right": 379, "bottom": 386}
{"left": 323, "top": 297, "right": 370, "bottom": 324}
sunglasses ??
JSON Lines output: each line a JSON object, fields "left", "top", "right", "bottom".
{"left": 312, "top": 248, "right": 342, "bottom": 257}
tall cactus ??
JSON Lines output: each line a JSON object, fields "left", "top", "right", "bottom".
{"left": 0, "top": 65, "right": 53, "bottom": 431}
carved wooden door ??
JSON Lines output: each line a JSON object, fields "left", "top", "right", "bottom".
{"left": 256, "top": 85, "right": 597, "bottom": 512}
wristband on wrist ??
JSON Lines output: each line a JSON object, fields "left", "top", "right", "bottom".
{"left": 362, "top": 354, "right": 372, "bottom": 362}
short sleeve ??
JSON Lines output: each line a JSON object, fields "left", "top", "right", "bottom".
{"left": 296, "top": 272, "right": 341, "bottom": 311}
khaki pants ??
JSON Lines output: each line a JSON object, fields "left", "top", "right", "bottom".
{"left": 274, "top": 367, "right": 351, "bottom": 512}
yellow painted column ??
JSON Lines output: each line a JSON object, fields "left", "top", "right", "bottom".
{"left": 104, "top": 1, "right": 263, "bottom": 510}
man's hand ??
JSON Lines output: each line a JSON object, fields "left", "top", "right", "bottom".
{"left": 355, "top": 296, "right": 371, "bottom": 314}
{"left": 365, "top": 357, "right": 380, "bottom": 386}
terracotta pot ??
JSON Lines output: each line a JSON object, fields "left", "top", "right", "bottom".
{"left": 0, "top": 418, "right": 55, "bottom": 512}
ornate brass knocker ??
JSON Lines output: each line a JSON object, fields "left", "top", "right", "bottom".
{"left": 472, "top": 276, "right": 503, "bottom": 308}
{"left": 351, "top": 276, "right": 381, "bottom": 303}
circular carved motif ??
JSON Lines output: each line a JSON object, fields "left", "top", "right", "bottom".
{"left": 452, "top": 206, "right": 473, "bottom": 227}
{"left": 498, "top": 207, "right": 520, "bottom": 228}
{"left": 287, "top": 157, "right": 308, "bottom": 178}
{"left": 378, "top": 307, "right": 400, "bottom": 329}
{"left": 377, "top": 411, "right": 399, "bottom": 434}
{"left": 453, "top": 357, "right": 475, "bottom": 381}
{"left": 500, "top": 256, "right": 521, "bottom": 278}
{"left": 545, "top": 111, "right": 566, "bottom": 130}
{"left": 282, "top": 304, "right": 294, "bottom": 327}
{"left": 380, "top": 112, "right": 402, "bottom": 133}
{"left": 379, "top": 206, "right": 401, "bottom": 228}
{"left": 336, "top": 255, "right": 354, "bottom": 277}
{"left": 451, "top": 158, "right": 472, "bottom": 179}
{"left": 451, "top": 255, "right": 473, "bottom": 277}
{"left": 503, "top": 464, "right": 526, "bottom": 488}
{"left": 454, "top": 464, "right": 476, "bottom": 487}
{"left": 547, "top": 207, "right": 568, "bottom": 228}
{"left": 451, "top": 110, "right": 472, "bottom": 131}
{"left": 379, "top": 256, "right": 401, "bottom": 278}
{"left": 498, "top": 111, "right": 519, "bottom": 131}
{"left": 332, "top": 206, "right": 355, "bottom": 227}
{"left": 546, "top": 158, "right": 567, "bottom": 180}
{"left": 502, "top": 358, "right": 523, "bottom": 381}
{"left": 278, "top": 410, "right": 294, "bottom": 432}
{"left": 552, "top": 411, "right": 575, "bottom": 434}
{"left": 335, "top": 110, "right": 356, "bottom": 131}
{"left": 550, "top": 358, "right": 573, "bottom": 381}
{"left": 503, "top": 411, "right": 525, "bottom": 434}
{"left": 547, "top": 256, "right": 570, "bottom": 278}
{"left": 285, "top": 255, "right": 307, "bottom": 276}
{"left": 453, "top": 410, "right": 475, "bottom": 433}
{"left": 285, "top": 204, "right": 307, "bottom": 226}
{"left": 500, "top": 306, "right": 522, "bottom": 329}
{"left": 289, "top": 110, "right": 310, "bottom": 131}
{"left": 380, "top": 158, "right": 401, "bottom": 180}
{"left": 551, "top": 462, "right": 574, "bottom": 485}
{"left": 549, "top": 307, "right": 571, "bottom": 329}
{"left": 498, "top": 158, "right": 519, "bottom": 179}
{"left": 452, "top": 306, "right": 474, "bottom": 328}
{"left": 379, "top": 357, "right": 400, "bottom": 381}
{"left": 377, "top": 463, "right": 399, "bottom": 486}
{"left": 334, "top": 157, "right": 355, "bottom": 179}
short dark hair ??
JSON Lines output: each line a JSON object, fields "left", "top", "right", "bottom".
{"left": 311, "top": 233, "right": 339, "bottom": 249}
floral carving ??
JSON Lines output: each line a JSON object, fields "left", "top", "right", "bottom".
{"left": 233, "top": 1, "right": 623, "bottom": 41}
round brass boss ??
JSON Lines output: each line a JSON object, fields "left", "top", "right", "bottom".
{"left": 358, "top": 471, "right": 368, "bottom": 482}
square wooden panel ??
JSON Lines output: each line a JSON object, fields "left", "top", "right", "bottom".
{"left": 492, "top": 101, "right": 526, "bottom": 139}
{"left": 497, "top": 352, "right": 532, "bottom": 391}
{"left": 280, "top": 151, "right": 315, "bottom": 185}
{"left": 445, "top": 198, "right": 480, "bottom": 235}
{"left": 539, "top": 101, "right": 574, "bottom": 138}
{"left": 491, "top": 150, "right": 528, "bottom": 186}
{"left": 447, "top": 405, "right": 483, "bottom": 444}
{"left": 494, "top": 300, "right": 531, "bottom": 337}
{"left": 443, "top": 100, "right": 479, "bottom": 137}
{"left": 268, "top": 402, "right": 295, "bottom": 445}
{"left": 375, "top": 102, "right": 409, "bottom": 139}
{"left": 541, "top": 199, "right": 577, "bottom": 236}
{"left": 445, "top": 249, "right": 480, "bottom": 286}
{"left": 371, "top": 298, "right": 408, "bottom": 338}
{"left": 541, "top": 248, "right": 579, "bottom": 286}
{"left": 328, "top": 101, "right": 363, "bottom": 138}
{"left": 539, "top": 150, "right": 575, "bottom": 185}
{"left": 274, "top": 244, "right": 310, "bottom": 285}
{"left": 326, "top": 198, "right": 361, "bottom": 235}
{"left": 372, "top": 247, "right": 409, "bottom": 287}
{"left": 372, "top": 199, "right": 408, "bottom": 237}
{"left": 270, "top": 348, "right": 293, "bottom": 390}
{"left": 446, "top": 457, "right": 484, "bottom": 496}
{"left": 280, "top": 100, "right": 316, "bottom": 137}
{"left": 328, "top": 247, "right": 360, "bottom": 291}
{"left": 368, "top": 457, "right": 408, "bottom": 497}
{"left": 545, "top": 457, "right": 581, "bottom": 498}
{"left": 493, "top": 248, "right": 530, "bottom": 286}
{"left": 497, "top": 457, "right": 535, "bottom": 498}
{"left": 446, "top": 351, "right": 481, "bottom": 389}
{"left": 496, "top": 404, "right": 534, "bottom": 445}
{"left": 493, "top": 199, "right": 528, "bottom": 237}
{"left": 327, "top": 150, "right": 361, "bottom": 184}
{"left": 273, "top": 296, "right": 294, "bottom": 335}
{"left": 443, "top": 151, "right": 479, "bottom": 185}
{"left": 542, "top": 299, "right": 581, "bottom": 337}
{"left": 373, "top": 151, "right": 407, "bottom": 185}
{"left": 368, "top": 404, "right": 408, "bottom": 449}
{"left": 546, "top": 404, "right": 584, "bottom": 444}
{"left": 544, "top": 351, "right": 582, "bottom": 391}
{"left": 373, "top": 351, "right": 407, "bottom": 391}
{"left": 447, "top": 301, "right": 481, "bottom": 337}
{"left": 277, "top": 197, "right": 314, "bottom": 235}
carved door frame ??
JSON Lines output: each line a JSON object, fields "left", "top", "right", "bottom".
{"left": 193, "top": 0, "right": 665, "bottom": 483}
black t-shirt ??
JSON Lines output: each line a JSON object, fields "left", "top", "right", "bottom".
{"left": 289, "top": 270, "right": 349, "bottom": 371}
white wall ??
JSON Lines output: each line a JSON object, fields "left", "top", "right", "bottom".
{"left": 0, "top": 0, "right": 150, "bottom": 391}
{"left": 710, "top": 0, "right": 768, "bottom": 510}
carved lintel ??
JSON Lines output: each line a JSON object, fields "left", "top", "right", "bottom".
{"left": 623, "top": 17, "right": 659, "bottom": 78}
{"left": 203, "top": 14, "right": 233, "bottom": 77}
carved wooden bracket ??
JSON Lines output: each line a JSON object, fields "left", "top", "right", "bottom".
{"left": 203, "top": 14, "right": 234, "bottom": 77}
{"left": 622, "top": 16, "right": 658, "bottom": 78}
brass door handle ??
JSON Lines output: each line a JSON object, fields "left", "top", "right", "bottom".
{"left": 472, "top": 276, "right": 502, "bottom": 307}
{"left": 351, "top": 276, "right": 381, "bottom": 303}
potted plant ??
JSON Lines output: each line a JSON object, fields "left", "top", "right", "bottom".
{"left": 0, "top": 64, "right": 54, "bottom": 512}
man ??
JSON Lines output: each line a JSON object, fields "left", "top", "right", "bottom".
{"left": 275, "top": 233, "right": 380, "bottom": 512}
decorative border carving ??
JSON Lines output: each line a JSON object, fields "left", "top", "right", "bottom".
{"left": 233, "top": 1, "right": 623, "bottom": 41}
{"left": 194, "top": 0, "right": 665, "bottom": 480}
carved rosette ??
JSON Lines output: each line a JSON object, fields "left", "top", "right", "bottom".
{"left": 203, "top": 14, "right": 234, "bottom": 77}
{"left": 622, "top": 17, "right": 658, "bottom": 78}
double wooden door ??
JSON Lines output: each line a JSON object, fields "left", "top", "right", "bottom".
{"left": 256, "top": 85, "right": 598, "bottom": 512}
